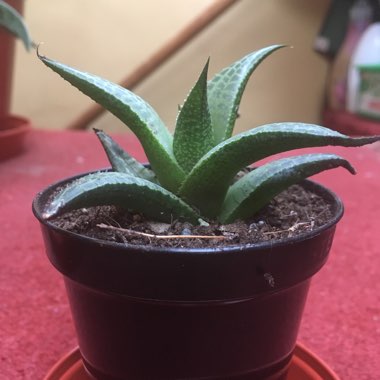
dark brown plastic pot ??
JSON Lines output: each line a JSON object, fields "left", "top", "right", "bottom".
{"left": 33, "top": 173, "right": 343, "bottom": 380}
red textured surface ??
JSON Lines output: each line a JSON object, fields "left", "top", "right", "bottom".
{"left": 1, "top": 129, "right": 379, "bottom": 380}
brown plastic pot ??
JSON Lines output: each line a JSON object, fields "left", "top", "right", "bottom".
{"left": 33, "top": 173, "right": 343, "bottom": 380}
{"left": 0, "top": 0, "right": 24, "bottom": 118}
{"left": 0, "top": 2, "right": 31, "bottom": 161}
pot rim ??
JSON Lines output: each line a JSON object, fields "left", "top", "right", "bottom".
{"left": 32, "top": 169, "right": 344, "bottom": 254}
{"left": 33, "top": 170, "right": 343, "bottom": 300}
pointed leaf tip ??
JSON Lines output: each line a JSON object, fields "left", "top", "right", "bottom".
{"left": 173, "top": 58, "right": 214, "bottom": 172}
{"left": 94, "top": 129, "right": 158, "bottom": 183}
{"left": 179, "top": 123, "right": 367, "bottom": 218}
{"left": 45, "top": 172, "right": 201, "bottom": 224}
{"left": 38, "top": 54, "right": 186, "bottom": 192}
{"left": 207, "top": 45, "right": 286, "bottom": 144}
{"left": 219, "top": 153, "right": 356, "bottom": 223}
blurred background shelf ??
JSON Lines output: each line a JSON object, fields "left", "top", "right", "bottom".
{"left": 323, "top": 108, "right": 380, "bottom": 135}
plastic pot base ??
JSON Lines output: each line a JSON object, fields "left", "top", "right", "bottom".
{"left": 43, "top": 342, "right": 340, "bottom": 380}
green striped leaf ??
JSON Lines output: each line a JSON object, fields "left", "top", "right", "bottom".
{"left": 180, "top": 123, "right": 380, "bottom": 218}
{"left": 0, "top": 0, "right": 32, "bottom": 50}
{"left": 39, "top": 54, "right": 185, "bottom": 192}
{"left": 43, "top": 172, "right": 201, "bottom": 224}
{"left": 208, "top": 45, "right": 284, "bottom": 144}
{"left": 94, "top": 129, "right": 157, "bottom": 183}
{"left": 173, "top": 59, "right": 214, "bottom": 172}
{"left": 219, "top": 154, "right": 355, "bottom": 223}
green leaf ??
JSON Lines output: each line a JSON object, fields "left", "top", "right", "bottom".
{"left": 219, "top": 154, "right": 355, "bottom": 223}
{"left": 0, "top": 0, "right": 32, "bottom": 50}
{"left": 208, "top": 45, "right": 285, "bottom": 144}
{"left": 94, "top": 129, "right": 157, "bottom": 183}
{"left": 180, "top": 123, "right": 380, "bottom": 219}
{"left": 173, "top": 59, "right": 214, "bottom": 172}
{"left": 38, "top": 54, "right": 185, "bottom": 193}
{"left": 43, "top": 172, "right": 201, "bottom": 224}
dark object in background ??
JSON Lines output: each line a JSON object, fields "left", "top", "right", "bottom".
{"left": 315, "top": 0, "right": 380, "bottom": 58}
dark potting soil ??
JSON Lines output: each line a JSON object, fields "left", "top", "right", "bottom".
{"left": 51, "top": 184, "right": 334, "bottom": 249}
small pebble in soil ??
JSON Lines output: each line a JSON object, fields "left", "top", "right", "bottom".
{"left": 249, "top": 223, "right": 258, "bottom": 231}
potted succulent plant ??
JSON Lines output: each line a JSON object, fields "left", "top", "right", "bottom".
{"left": 0, "top": 0, "right": 33, "bottom": 159}
{"left": 33, "top": 45, "right": 380, "bottom": 380}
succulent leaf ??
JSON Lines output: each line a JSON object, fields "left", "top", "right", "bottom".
{"left": 208, "top": 45, "right": 285, "bottom": 144}
{"left": 180, "top": 123, "right": 380, "bottom": 218}
{"left": 94, "top": 129, "right": 157, "bottom": 183}
{"left": 173, "top": 59, "right": 214, "bottom": 172}
{"left": 219, "top": 154, "right": 355, "bottom": 223}
{"left": 43, "top": 172, "right": 200, "bottom": 224}
{"left": 38, "top": 54, "right": 185, "bottom": 192}
{"left": 0, "top": 0, "right": 32, "bottom": 50}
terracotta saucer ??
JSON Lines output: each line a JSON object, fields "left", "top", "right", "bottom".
{"left": 0, "top": 115, "right": 32, "bottom": 160}
{"left": 44, "top": 342, "right": 339, "bottom": 380}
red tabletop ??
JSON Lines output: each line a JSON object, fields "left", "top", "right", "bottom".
{"left": 1, "top": 129, "right": 379, "bottom": 380}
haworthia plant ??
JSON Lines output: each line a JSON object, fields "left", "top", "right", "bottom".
{"left": 39, "top": 46, "right": 380, "bottom": 224}
{"left": 0, "top": 0, "right": 33, "bottom": 50}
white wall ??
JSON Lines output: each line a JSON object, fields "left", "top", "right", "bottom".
{"left": 12, "top": 0, "right": 331, "bottom": 133}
